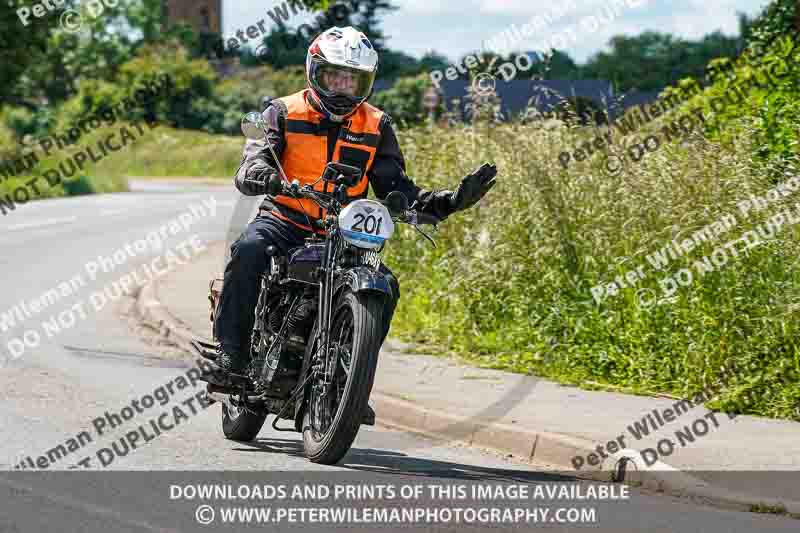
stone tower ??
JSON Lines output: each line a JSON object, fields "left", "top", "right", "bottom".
{"left": 163, "top": 0, "right": 222, "bottom": 35}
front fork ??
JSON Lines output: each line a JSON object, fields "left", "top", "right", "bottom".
{"left": 315, "top": 222, "right": 339, "bottom": 396}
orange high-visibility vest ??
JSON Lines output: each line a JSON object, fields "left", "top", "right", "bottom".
{"left": 271, "top": 90, "right": 384, "bottom": 232}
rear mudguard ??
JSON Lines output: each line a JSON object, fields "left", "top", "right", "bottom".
{"left": 293, "top": 267, "right": 392, "bottom": 430}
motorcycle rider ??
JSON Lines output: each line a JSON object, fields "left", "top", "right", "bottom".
{"left": 207, "top": 27, "right": 497, "bottom": 398}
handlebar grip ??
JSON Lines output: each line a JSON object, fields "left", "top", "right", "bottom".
{"left": 242, "top": 178, "right": 267, "bottom": 193}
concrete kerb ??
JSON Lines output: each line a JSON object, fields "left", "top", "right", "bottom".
{"left": 134, "top": 281, "right": 203, "bottom": 351}
{"left": 133, "top": 276, "right": 800, "bottom": 515}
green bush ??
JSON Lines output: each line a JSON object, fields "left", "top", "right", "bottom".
{"left": 207, "top": 66, "right": 308, "bottom": 134}
{"left": 0, "top": 114, "right": 17, "bottom": 161}
{"left": 680, "top": 33, "right": 800, "bottom": 173}
{"left": 371, "top": 73, "right": 443, "bottom": 126}
{"left": 50, "top": 42, "right": 219, "bottom": 134}
{"left": 747, "top": 0, "right": 797, "bottom": 50}
{"left": 62, "top": 175, "right": 95, "bottom": 196}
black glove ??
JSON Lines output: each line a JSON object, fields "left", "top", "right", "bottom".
{"left": 450, "top": 162, "right": 497, "bottom": 212}
{"left": 242, "top": 168, "right": 281, "bottom": 196}
{"left": 264, "top": 171, "right": 282, "bottom": 196}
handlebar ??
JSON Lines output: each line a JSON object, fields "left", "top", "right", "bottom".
{"left": 243, "top": 178, "right": 440, "bottom": 226}
{"left": 399, "top": 211, "right": 440, "bottom": 226}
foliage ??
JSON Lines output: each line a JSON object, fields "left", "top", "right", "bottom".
{"left": 444, "top": 20, "right": 754, "bottom": 92}
{"left": 0, "top": 0, "right": 67, "bottom": 107}
{"left": 84, "top": 126, "right": 242, "bottom": 179}
{"left": 746, "top": 0, "right": 798, "bottom": 50}
{"left": 0, "top": 123, "right": 239, "bottom": 202}
{"left": 0, "top": 117, "right": 16, "bottom": 162}
{"left": 371, "top": 74, "right": 442, "bottom": 126}
{"left": 552, "top": 96, "right": 607, "bottom": 125}
{"left": 255, "top": 0, "right": 398, "bottom": 70}
{"left": 665, "top": 33, "right": 800, "bottom": 174}
{"left": 62, "top": 175, "right": 95, "bottom": 196}
{"left": 250, "top": 27, "right": 311, "bottom": 70}
{"left": 580, "top": 27, "right": 752, "bottom": 91}
{"left": 209, "top": 66, "right": 308, "bottom": 133}
{"left": 0, "top": 116, "right": 135, "bottom": 202}
{"left": 48, "top": 41, "right": 217, "bottom": 132}
{"left": 297, "top": 0, "right": 396, "bottom": 51}
{"left": 382, "top": 106, "right": 799, "bottom": 420}
{"left": 377, "top": 9, "right": 800, "bottom": 420}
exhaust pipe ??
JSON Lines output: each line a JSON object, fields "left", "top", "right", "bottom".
{"left": 206, "top": 384, "right": 263, "bottom": 405}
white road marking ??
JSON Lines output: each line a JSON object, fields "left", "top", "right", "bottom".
{"left": 99, "top": 209, "right": 129, "bottom": 216}
{"left": 4, "top": 216, "right": 78, "bottom": 232}
{"left": 603, "top": 448, "right": 683, "bottom": 472}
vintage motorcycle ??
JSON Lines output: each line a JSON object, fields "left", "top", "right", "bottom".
{"left": 193, "top": 112, "right": 438, "bottom": 464}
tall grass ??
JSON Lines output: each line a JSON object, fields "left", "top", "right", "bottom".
{"left": 384, "top": 89, "right": 800, "bottom": 420}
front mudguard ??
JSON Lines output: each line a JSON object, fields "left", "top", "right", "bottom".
{"left": 337, "top": 266, "right": 394, "bottom": 301}
{"left": 293, "top": 267, "right": 393, "bottom": 430}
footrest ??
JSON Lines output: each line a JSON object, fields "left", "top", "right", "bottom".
{"left": 228, "top": 372, "right": 250, "bottom": 386}
{"left": 197, "top": 367, "right": 250, "bottom": 386}
{"left": 191, "top": 340, "right": 219, "bottom": 361}
{"left": 206, "top": 383, "right": 256, "bottom": 395}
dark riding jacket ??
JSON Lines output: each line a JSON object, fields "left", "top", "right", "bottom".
{"left": 234, "top": 91, "right": 456, "bottom": 229}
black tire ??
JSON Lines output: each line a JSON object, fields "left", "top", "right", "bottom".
{"left": 222, "top": 398, "right": 268, "bottom": 442}
{"left": 302, "top": 289, "right": 383, "bottom": 464}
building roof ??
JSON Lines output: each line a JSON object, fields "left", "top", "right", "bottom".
{"left": 437, "top": 79, "right": 616, "bottom": 119}
{"left": 438, "top": 79, "right": 667, "bottom": 121}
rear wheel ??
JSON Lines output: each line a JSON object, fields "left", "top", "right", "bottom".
{"left": 222, "top": 396, "right": 268, "bottom": 441}
{"left": 302, "top": 289, "right": 383, "bottom": 464}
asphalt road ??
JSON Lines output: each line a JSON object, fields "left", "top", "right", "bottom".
{"left": 0, "top": 182, "right": 797, "bottom": 532}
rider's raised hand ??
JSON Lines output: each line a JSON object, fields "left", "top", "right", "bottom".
{"left": 450, "top": 162, "right": 497, "bottom": 213}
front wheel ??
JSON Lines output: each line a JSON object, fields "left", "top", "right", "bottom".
{"left": 302, "top": 289, "right": 384, "bottom": 464}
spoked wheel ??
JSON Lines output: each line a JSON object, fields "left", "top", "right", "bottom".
{"left": 302, "top": 289, "right": 383, "bottom": 464}
{"left": 221, "top": 394, "right": 268, "bottom": 442}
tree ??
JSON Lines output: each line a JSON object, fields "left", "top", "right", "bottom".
{"left": 257, "top": 0, "right": 398, "bottom": 70}
{"left": 581, "top": 30, "right": 746, "bottom": 92}
{"left": 1, "top": 0, "right": 196, "bottom": 111}
{"left": 370, "top": 73, "right": 436, "bottom": 125}
{"left": 0, "top": 0, "right": 69, "bottom": 108}
{"left": 301, "top": 0, "right": 396, "bottom": 50}
{"left": 537, "top": 49, "right": 581, "bottom": 80}
{"left": 746, "top": 0, "right": 797, "bottom": 49}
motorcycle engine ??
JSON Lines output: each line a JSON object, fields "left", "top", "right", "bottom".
{"left": 258, "top": 294, "right": 316, "bottom": 398}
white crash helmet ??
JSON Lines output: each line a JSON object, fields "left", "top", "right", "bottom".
{"left": 306, "top": 26, "right": 379, "bottom": 121}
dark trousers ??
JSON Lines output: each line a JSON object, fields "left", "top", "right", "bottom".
{"left": 214, "top": 212, "right": 400, "bottom": 358}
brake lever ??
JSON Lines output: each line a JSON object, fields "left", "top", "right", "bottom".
{"left": 403, "top": 210, "right": 437, "bottom": 247}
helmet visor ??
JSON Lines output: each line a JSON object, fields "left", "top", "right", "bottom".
{"left": 310, "top": 60, "right": 376, "bottom": 101}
